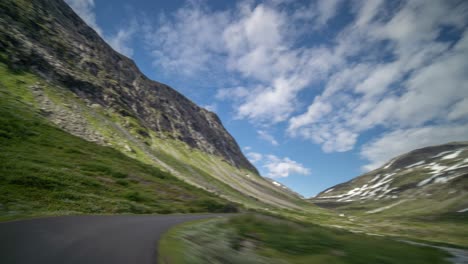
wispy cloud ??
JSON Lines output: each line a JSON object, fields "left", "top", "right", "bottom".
{"left": 202, "top": 103, "right": 218, "bottom": 112}
{"left": 263, "top": 155, "right": 310, "bottom": 178}
{"left": 220, "top": 3, "right": 337, "bottom": 123}
{"left": 144, "top": 1, "right": 342, "bottom": 123}
{"left": 257, "top": 130, "right": 279, "bottom": 146}
{"left": 68, "top": 0, "right": 468, "bottom": 172}
{"left": 315, "top": 0, "right": 344, "bottom": 26}
{"left": 246, "top": 152, "right": 263, "bottom": 164}
{"left": 287, "top": 0, "right": 468, "bottom": 169}
{"left": 246, "top": 150, "right": 310, "bottom": 178}
{"left": 143, "top": 1, "right": 229, "bottom": 77}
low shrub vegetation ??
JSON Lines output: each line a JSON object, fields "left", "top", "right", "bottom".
{"left": 159, "top": 214, "right": 451, "bottom": 264}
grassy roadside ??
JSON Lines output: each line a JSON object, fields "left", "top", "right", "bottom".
{"left": 158, "top": 214, "right": 451, "bottom": 264}
{"left": 158, "top": 218, "right": 216, "bottom": 264}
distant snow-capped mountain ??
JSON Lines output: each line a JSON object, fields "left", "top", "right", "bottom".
{"left": 310, "top": 142, "right": 468, "bottom": 216}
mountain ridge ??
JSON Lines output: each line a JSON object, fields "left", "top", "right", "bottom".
{"left": 310, "top": 141, "right": 468, "bottom": 217}
{"left": 0, "top": 0, "right": 256, "bottom": 173}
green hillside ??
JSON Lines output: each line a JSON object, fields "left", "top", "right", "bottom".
{"left": 0, "top": 62, "right": 236, "bottom": 221}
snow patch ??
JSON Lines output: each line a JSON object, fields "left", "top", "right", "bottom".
{"left": 405, "top": 160, "right": 425, "bottom": 169}
{"left": 383, "top": 160, "right": 395, "bottom": 169}
{"left": 441, "top": 150, "right": 463, "bottom": 160}
{"left": 324, "top": 188, "right": 334, "bottom": 194}
{"left": 418, "top": 174, "right": 441, "bottom": 186}
{"left": 272, "top": 181, "right": 281, "bottom": 187}
{"left": 369, "top": 174, "right": 381, "bottom": 183}
{"left": 426, "top": 163, "right": 448, "bottom": 174}
{"left": 434, "top": 173, "right": 465, "bottom": 184}
{"left": 322, "top": 172, "right": 399, "bottom": 202}
{"left": 445, "top": 161, "right": 468, "bottom": 171}
{"left": 457, "top": 208, "right": 468, "bottom": 213}
{"left": 417, "top": 159, "right": 468, "bottom": 186}
{"left": 432, "top": 150, "right": 453, "bottom": 158}
{"left": 369, "top": 176, "right": 393, "bottom": 189}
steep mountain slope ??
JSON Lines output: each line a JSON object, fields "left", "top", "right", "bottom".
{"left": 311, "top": 142, "right": 468, "bottom": 217}
{"left": 0, "top": 66, "right": 236, "bottom": 221}
{"left": 0, "top": 0, "right": 253, "bottom": 172}
{"left": 0, "top": 0, "right": 304, "bottom": 211}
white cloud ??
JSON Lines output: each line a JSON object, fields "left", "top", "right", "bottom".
{"left": 315, "top": 0, "right": 344, "bottom": 26}
{"left": 353, "top": 0, "right": 384, "bottom": 28}
{"left": 361, "top": 124, "right": 468, "bottom": 171}
{"left": 202, "top": 104, "right": 217, "bottom": 112}
{"left": 288, "top": 96, "right": 332, "bottom": 132}
{"left": 292, "top": 0, "right": 344, "bottom": 27}
{"left": 146, "top": 1, "right": 343, "bottom": 124}
{"left": 257, "top": 130, "right": 279, "bottom": 146}
{"left": 246, "top": 152, "right": 263, "bottom": 163}
{"left": 220, "top": 4, "right": 340, "bottom": 123}
{"left": 234, "top": 77, "right": 307, "bottom": 123}
{"left": 245, "top": 148, "right": 310, "bottom": 178}
{"left": 223, "top": 4, "right": 290, "bottom": 81}
{"left": 288, "top": 0, "right": 468, "bottom": 161}
{"left": 87, "top": 0, "right": 468, "bottom": 173}
{"left": 263, "top": 155, "right": 310, "bottom": 178}
{"left": 448, "top": 98, "right": 468, "bottom": 121}
{"left": 65, "top": 0, "right": 102, "bottom": 35}
{"left": 143, "top": 1, "right": 229, "bottom": 76}
{"left": 215, "top": 86, "right": 250, "bottom": 100}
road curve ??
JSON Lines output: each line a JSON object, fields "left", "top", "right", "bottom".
{"left": 0, "top": 214, "right": 229, "bottom": 264}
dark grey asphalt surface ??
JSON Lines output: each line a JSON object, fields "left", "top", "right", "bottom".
{"left": 0, "top": 214, "right": 228, "bottom": 264}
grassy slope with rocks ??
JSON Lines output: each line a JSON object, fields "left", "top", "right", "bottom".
{"left": 0, "top": 0, "right": 308, "bottom": 212}
{"left": 159, "top": 214, "right": 450, "bottom": 264}
{"left": 0, "top": 62, "right": 237, "bottom": 221}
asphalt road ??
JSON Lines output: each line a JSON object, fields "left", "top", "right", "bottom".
{"left": 0, "top": 214, "right": 228, "bottom": 264}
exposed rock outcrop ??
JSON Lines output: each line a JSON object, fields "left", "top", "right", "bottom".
{"left": 0, "top": 0, "right": 257, "bottom": 173}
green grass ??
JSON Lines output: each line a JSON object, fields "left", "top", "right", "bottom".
{"left": 158, "top": 218, "right": 215, "bottom": 264}
{"left": 0, "top": 65, "right": 239, "bottom": 221}
{"left": 159, "top": 214, "right": 451, "bottom": 264}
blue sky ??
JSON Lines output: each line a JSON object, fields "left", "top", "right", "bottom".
{"left": 65, "top": 0, "right": 468, "bottom": 197}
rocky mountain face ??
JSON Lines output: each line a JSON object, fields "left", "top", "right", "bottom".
{"left": 0, "top": 0, "right": 255, "bottom": 173}
{"left": 311, "top": 142, "right": 468, "bottom": 216}
{"left": 0, "top": 0, "right": 305, "bottom": 210}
